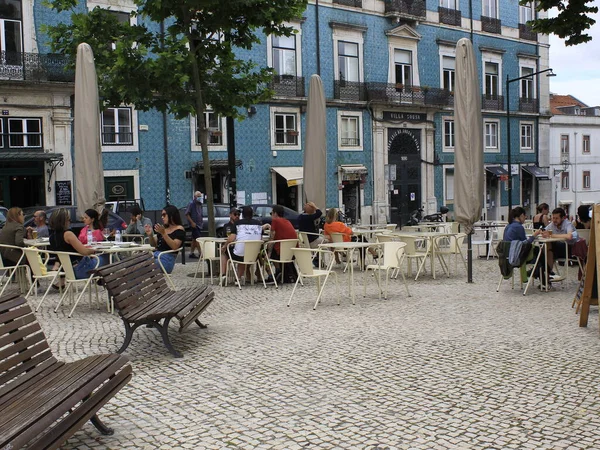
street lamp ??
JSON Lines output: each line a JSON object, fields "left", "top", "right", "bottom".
{"left": 506, "top": 68, "right": 555, "bottom": 216}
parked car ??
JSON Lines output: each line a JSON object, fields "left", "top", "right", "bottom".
{"left": 23, "top": 206, "right": 127, "bottom": 236}
{"left": 179, "top": 203, "right": 232, "bottom": 239}
{"left": 0, "top": 206, "right": 7, "bottom": 229}
{"left": 242, "top": 204, "right": 301, "bottom": 228}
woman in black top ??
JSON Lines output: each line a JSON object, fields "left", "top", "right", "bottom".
{"left": 532, "top": 203, "right": 549, "bottom": 230}
{"left": 574, "top": 204, "right": 591, "bottom": 229}
{"left": 145, "top": 205, "right": 185, "bottom": 274}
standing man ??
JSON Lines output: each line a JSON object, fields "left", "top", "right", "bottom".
{"left": 26, "top": 210, "right": 49, "bottom": 239}
{"left": 298, "top": 201, "right": 324, "bottom": 248}
{"left": 185, "top": 190, "right": 204, "bottom": 258}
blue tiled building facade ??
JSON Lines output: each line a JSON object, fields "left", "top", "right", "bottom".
{"left": 2, "top": 0, "right": 550, "bottom": 225}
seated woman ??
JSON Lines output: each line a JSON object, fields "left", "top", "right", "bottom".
{"left": 532, "top": 203, "right": 550, "bottom": 230}
{"left": 505, "top": 207, "right": 545, "bottom": 286}
{"left": 573, "top": 204, "right": 591, "bottom": 230}
{"left": 49, "top": 208, "right": 98, "bottom": 284}
{"left": 78, "top": 209, "right": 105, "bottom": 244}
{"left": 0, "top": 207, "right": 26, "bottom": 266}
{"left": 323, "top": 208, "right": 353, "bottom": 242}
{"left": 145, "top": 205, "right": 185, "bottom": 274}
{"left": 125, "top": 206, "right": 152, "bottom": 235}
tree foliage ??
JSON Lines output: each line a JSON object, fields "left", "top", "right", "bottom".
{"left": 524, "top": 0, "right": 598, "bottom": 45}
{"left": 45, "top": 0, "right": 307, "bottom": 235}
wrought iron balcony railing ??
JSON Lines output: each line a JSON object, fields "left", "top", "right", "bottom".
{"left": 481, "top": 16, "right": 501, "bottom": 34}
{"left": 482, "top": 94, "right": 505, "bottom": 111}
{"left": 333, "top": 0, "right": 363, "bottom": 7}
{"left": 519, "top": 23, "right": 537, "bottom": 41}
{"left": 334, "top": 80, "right": 368, "bottom": 102}
{"left": 439, "top": 7, "right": 462, "bottom": 26}
{"left": 269, "top": 75, "right": 306, "bottom": 97}
{"left": 384, "top": 0, "right": 426, "bottom": 19}
{"left": 519, "top": 97, "right": 539, "bottom": 113}
{"left": 366, "top": 83, "right": 454, "bottom": 107}
{"left": 0, "top": 52, "right": 74, "bottom": 83}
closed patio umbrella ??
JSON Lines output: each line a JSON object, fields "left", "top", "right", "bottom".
{"left": 454, "top": 38, "right": 483, "bottom": 282}
{"left": 303, "top": 74, "right": 327, "bottom": 210}
{"left": 74, "top": 43, "right": 104, "bottom": 217}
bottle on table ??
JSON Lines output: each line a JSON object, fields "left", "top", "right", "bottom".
{"left": 115, "top": 229, "right": 122, "bottom": 243}
{"left": 87, "top": 229, "right": 94, "bottom": 245}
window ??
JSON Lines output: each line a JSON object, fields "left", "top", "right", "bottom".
{"left": 338, "top": 41, "right": 359, "bottom": 82}
{"left": 445, "top": 168, "right": 454, "bottom": 202}
{"left": 340, "top": 115, "right": 360, "bottom": 147}
{"left": 195, "top": 111, "right": 223, "bottom": 146}
{"left": 520, "top": 67, "right": 534, "bottom": 99}
{"left": 519, "top": 2, "right": 533, "bottom": 23}
{"left": 485, "top": 121, "right": 498, "bottom": 150}
{"left": 441, "top": 0, "right": 457, "bottom": 8}
{"left": 270, "top": 107, "right": 301, "bottom": 149}
{"left": 0, "top": 0, "right": 22, "bottom": 65}
{"left": 520, "top": 123, "right": 532, "bottom": 150}
{"left": 583, "top": 135, "right": 590, "bottom": 153}
{"left": 444, "top": 119, "right": 455, "bottom": 150}
{"left": 6, "top": 118, "right": 42, "bottom": 148}
{"left": 272, "top": 34, "right": 296, "bottom": 76}
{"left": 394, "top": 49, "right": 412, "bottom": 87}
{"left": 561, "top": 171, "right": 569, "bottom": 190}
{"left": 485, "top": 62, "right": 499, "bottom": 97}
{"left": 560, "top": 134, "right": 569, "bottom": 156}
{"left": 442, "top": 56, "right": 455, "bottom": 92}
{"left": 101, "top": 108, "right": 133, "bottom": 145}
{"left": 583, "top": 170, "right": 590, "bottom": 189}
{"left": 482, "top": 0, "right": 497, "bottom": 18}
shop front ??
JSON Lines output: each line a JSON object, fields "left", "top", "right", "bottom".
{"left": 271, "top": 166, "right": 303, "bottom": 212}
{"left": 484, "top": 165, "right": 509, "bottom": 221}
{"left": 338, "top": 165, "right": 367, "bottom": 224}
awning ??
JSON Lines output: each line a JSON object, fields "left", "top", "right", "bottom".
{"left": 340, "top": 164, "right": 368, "bottom": 174}
{"left": 485, "top": 165, "right": 509, "bottom": 177}
{"left": 271, "top": 166, "right": 303, "bottom": 187}
{"left": 194, "top": 159, "right": 242, "bottom": 171}
{"left": 0, "top": 151, "right": 63, "bottom": 162}
{"left": 559, "top": 200, "right": 573, "bottom": 205}
{"left": 521, "top": 165, "right": 550, "bottom": 179}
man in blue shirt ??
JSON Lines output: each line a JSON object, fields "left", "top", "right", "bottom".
{"left": 185, "top": 191, "right": 203, "bottom": 258}
{"left": 542, "top": 207, "right": 578, "bottom": 270}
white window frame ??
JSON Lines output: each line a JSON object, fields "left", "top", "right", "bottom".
{"left": 100, "top": 106, "right": 139, "bottom": 152}
{"left": 519, "top": 61, "right": 537, "bottom": 99}
{"left": 520, "top": 122, "right": 533, "bottom": 153}
{"left": 270, "top": 106, "right": 301, "bottom": 150}
{"left": 583, "top": 170, "right": 591, "bottom": 190}
{"left": 481, "top": 52, "right": 502, "bottom": 96}
{"left": 6, "top": 117, "right": 42, "bottom": 148}
{"left": 190, "top": 111, "right": 227, "bottom": 152}
{"left": 560, "top": 134, "right": 569, "bottom": 156}
{"left": 438, "top": 45, "right": 456, "bottom": 92}
{"left": 386, "top": 25, "right": 421, "bottom": 86}
{"left": 444, "top": 166, "right": 455, "bottom": 204}
{"left": 519, "top": 2, "right": 533, "bottom": 24}
{"left": 484, "top": 120, "right": 499, "bottom": 152}
{"left": 441, "top": 0, "right": 458, "bottom": 9}
{"left": 87, "top": 0, "right": 137, "bottom": 24}
{"left": 393, "top": 49, "right": 413, "bottom": 87}
{"left": 266, "top": 22, "right": 302, "bottom": 77}
{"left": 561, "top": 171, "right": 569, "bottom": 190}
{"left": 583, "top": 134, "right": 591, "bottom": 153}
{"left": 443, "top": 118, "right": 455, "bottom": 152}
{"left": 333, "top": 26, "right": 364, "bottom": 84}
{"left": 337, "top": 110, "right": 363, "bottom": 151}
{"left": 482, "top": 0, "right": 498, "bottom": 18}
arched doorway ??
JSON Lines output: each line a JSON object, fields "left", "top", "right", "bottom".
{"left": 388, "top": 128, "right": 421, "bottom": 226}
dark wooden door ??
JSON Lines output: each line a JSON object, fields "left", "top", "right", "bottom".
{"left": 388, "top": 128, "right": 421, "bottom": 226}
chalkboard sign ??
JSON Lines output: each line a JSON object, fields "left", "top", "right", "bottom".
{"left": 55, "top": 180, "right": 72, "bottom": 206}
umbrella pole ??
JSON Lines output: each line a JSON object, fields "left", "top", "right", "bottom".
{"left": 467, "top": 232, "right": 473, "bottom": 283}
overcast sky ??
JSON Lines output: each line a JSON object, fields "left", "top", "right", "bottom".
{"left": 549, "top": 0, "right": 600, "bottom": 106}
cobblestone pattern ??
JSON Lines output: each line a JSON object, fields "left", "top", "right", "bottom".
{"left": 5, "top": 256, "right": 600, "bottom": 449}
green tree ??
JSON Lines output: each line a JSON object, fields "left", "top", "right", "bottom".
{"left": 523, "top": 0, "right": 598, "bottom": 45}
{"left": 45, "top": 0, "right": 307, "bottom": 236}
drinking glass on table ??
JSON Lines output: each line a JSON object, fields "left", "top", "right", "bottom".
{"left": 32, "top": 230, "right": 38, "bottom": 240}
{"left": 102, "top": 228, "right": 111, "bottom": 241}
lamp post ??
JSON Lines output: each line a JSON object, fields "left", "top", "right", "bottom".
{"left": 505, "top": 68, "right": 555, "bottom": 217}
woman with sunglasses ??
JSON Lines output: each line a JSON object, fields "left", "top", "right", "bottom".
{"left": 145, "top": 205, "right": 185, "bottom": 274}
{"left": 0, "top": 207, "right": 26, "bottom": 266}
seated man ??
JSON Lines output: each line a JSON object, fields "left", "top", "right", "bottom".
{"left": 267, "top": 205, "right": 298, "bottom": 283}
{"left": 220, "top": 207, "right": 240, "bottom": 279}
{"left": 126, "top": 206, "right": 152, "bottom": 235}
{"left": 298, "top": 202, "right": 324, "bottom": 249}
{"left": 223, "top": 206, "right": 265, "bottom": 283}
{"left": 541, "top": 207, "right": 578, "bottom": 287}
{"left": 26, "top": 210, "right": 49, "bottom": 239}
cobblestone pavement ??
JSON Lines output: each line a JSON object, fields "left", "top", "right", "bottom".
{"left": 8, "top": 255, "right": 600, "bottom": 449}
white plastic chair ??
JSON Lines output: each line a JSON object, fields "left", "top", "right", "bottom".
{"left": 194, "top": 238, "right": 221, "bottom": 284}
{"left": 53, "top": 252, "right": 101, "bottom": 318}
{"left": 471, "top": 228, "right": 493, "bottom": 259}
{"left": 363, "top": 242, "right": 410, "bottom": 300}
{"left": 396, "top": 235, "right": 428, "bottom": 280}
{"left": 0, "top": 244, "right": 30, "bottom": 296}
{"left": 434, "top": 233, "right": 467, "bottom": 275}
{"left": 225, "top": 240, "right": 267, "bottom": 290}
{"left": 157, "top": 247, "right": 181, "bottom": 290}
{"left": 264, "top": 239, "right": 299, "bottom": 289}
{"left": 385, "top": 224, "right": 397, "bottom": 232}
{"left": 23, "top": 248, "right": 63, "bottom": 311}
{"left": 288, "top": 248, "right": 339, "bottom": 310}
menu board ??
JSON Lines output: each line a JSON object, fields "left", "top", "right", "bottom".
{"left": 55, "top": 180, "right": 72, "bottom": 206}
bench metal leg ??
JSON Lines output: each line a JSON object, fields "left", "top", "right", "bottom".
{"left": 117, "top": 319, "right": 138, "bottom": 354}
{"left": 156, "top": 317, "right": 183, "bottom": 358}
{"left": 195, "top": 319, "right": 207, "bottom": 329}
{"left": 90, "top": 413, "right": 114, "bottom": 435}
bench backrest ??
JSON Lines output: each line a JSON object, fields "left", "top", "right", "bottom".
{"left": 95, "top": 252, "right": 172, "bottom": 316}
{"left": 0, "top": 294, "right": 57, "bottom": 394}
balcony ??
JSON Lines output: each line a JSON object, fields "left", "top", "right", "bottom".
{"left": 269, "top": 75, "right": 306, "bottom": 97}
{"left": 481, "top": 16, "right": 501, "bottom": 34}
{"left": 482, "top": 94, "right": 505, "bottom": 111}
{"left": 333, "top": 0, "right": 363, "bottom": 7}
{"left": 0, "top": 52, "right": 74, "bottom": 83}
{"left": 519, "top": 23, "right": 537, "bottom": 41}
{"left": 519, "top": 97, "right": 538, "bottom": 113}
{"left": 384, "top": 0, "right": 426, "bottom": 19}
{"left": 439, "top": 7, "right": 462, "bottom": 26}
{"left": 366, "top": 83, "right": 454, "bottom": 107}
{"left": 334, "top": 80, "right": 368, "bottom": 101}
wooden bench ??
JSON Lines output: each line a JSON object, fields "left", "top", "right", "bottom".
{"left": 0, "top": 293, "right": 132, "bottom": 450}
{"left": 95, "top": 252, "right": 215, "bottom": 358}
